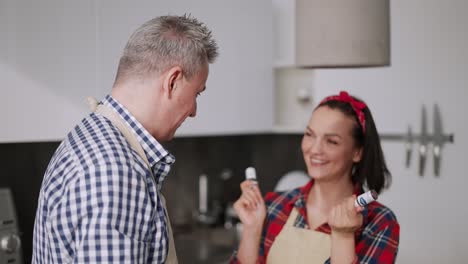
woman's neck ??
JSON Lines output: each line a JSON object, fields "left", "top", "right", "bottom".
{"left": 307, "top": 176, "right": 354, "bottom": 211}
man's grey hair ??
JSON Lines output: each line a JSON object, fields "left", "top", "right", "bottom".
{"left": 115, "top": 14, "right": 219, "bottom": 84}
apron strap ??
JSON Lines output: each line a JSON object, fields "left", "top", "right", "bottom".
{"left": 87, "top": 97, "right": 150, "bottom": 168}
{"left": 86, "top": 96, "right": 178, "bottom": 264}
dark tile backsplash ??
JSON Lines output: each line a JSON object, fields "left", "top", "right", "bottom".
{"left": 0, "top": 134, "right": 306, "bottom": 262}
{"left": 0, "top": 142, "right": 60, "bottom": 263}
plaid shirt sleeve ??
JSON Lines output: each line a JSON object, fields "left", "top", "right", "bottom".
{"left": 46, "top": 161, "right": 164, "bottom": 263}
{"left": 323, "top": 204, "right": 400, "bottom": 264}
{"left": 353, "top": 206, "right": 400, "bottom": 263}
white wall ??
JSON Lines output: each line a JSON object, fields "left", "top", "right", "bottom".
{"left": 0, "top": 0, "right": 98, "bottom": 142}
{"left": 0, "top": 0, "right": 273, "bottom": 142}
{"left": 313, "top": 0, "right": 468, "bottom": 262}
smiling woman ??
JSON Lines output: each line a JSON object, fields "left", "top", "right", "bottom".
{"left": 231, "top": 91, "right": 399, "bottom": 264}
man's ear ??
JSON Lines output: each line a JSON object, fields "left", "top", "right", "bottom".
{"left": 163, "top": 66, "right": 183, "bottom": 99}
{"left": 352, "top": 147, "right": 363, "bottom": 163}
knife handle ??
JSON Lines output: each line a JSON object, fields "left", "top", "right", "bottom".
{"left": 419, "top": 144, "right": 427, "bottom": 176}
{"left": 405, "top": 126, "right": 413, "bottom": 168}
{"left": 433, "top": 145, "right": 441, "bottom": 177}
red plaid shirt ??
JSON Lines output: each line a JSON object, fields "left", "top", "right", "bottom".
{"left": 231, "top": 180, "right": 399, "bottom": 264}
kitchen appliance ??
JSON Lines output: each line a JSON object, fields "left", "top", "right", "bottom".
{"left": 0, "top": 189, "right": 23, "bottom": 264}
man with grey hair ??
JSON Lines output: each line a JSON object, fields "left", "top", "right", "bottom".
{"left": 33, "top": 14, "right": 218, "bottom": 263}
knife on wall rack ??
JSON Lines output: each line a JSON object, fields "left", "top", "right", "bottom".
{"left": 378, "top": 104, "right": 454, "bottom": 177}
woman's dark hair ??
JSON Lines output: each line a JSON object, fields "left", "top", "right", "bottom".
{"left": 318, "top": 96, "right": 391, "bottom": 193}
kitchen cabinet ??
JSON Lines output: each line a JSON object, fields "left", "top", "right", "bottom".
{"left": 0, "top": 0, "right": 274, "bottom": 142}
{"left": 0, "top": 0, "right": 98, "bottom": 143}
{"left": 95, "top": 0, "right": 274, "bottom": 137}
{"left": 272, "top": 0, "right": 315, "bottom": 133}
{"left": 273, "top": 67, "right": 315, "bottom": 133}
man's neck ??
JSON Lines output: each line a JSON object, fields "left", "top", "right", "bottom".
{"left": 111, "top": 80, "right": 163, "bottom": 139}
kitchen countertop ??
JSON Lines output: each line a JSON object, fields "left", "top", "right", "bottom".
{"left": 174, "top": 227, "right": 238, "bottom": 264}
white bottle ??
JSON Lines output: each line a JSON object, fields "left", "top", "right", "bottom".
{"left": 354, "top": 190, "right": 378, "bottom": 207}
{"left": 245, "top": 167, "right": 258, "bottom": 185}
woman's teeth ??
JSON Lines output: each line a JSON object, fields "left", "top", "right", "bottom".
{"left": 311, "top": 158, "right": 326, "bottom": 164}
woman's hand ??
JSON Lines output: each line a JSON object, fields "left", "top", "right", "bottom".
{"left": 328, "top": 195, "right": 363, "bottom": 236}
{"left": 233, "top": 180, "right": 267, "bottom": 230}
{"left": 328, "top": 195, "right": 363, "bottom": 263}
{"left": 234, "top": 180, "right": 266, "bottom": 264}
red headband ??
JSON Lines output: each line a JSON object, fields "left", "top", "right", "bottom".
{"left": 319, "top": 91, "right": 367, "bottom": 134}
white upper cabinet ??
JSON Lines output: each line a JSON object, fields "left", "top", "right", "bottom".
{"left": 272, "top": 0, "right": 315, "bottom": 133}
{"left": 95, "top": 0, "right": 274, "bottom": 137}
{"left": 273, "top": 68, "right": 315, "bottom": 133}
{"left": 0, "top": 0, "right": 274, "bottom": 142}
{"left": 0, "top": 0, "right": 98, "bottom": 143}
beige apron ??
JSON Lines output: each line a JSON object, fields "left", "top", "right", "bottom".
{"left": 267, "top": 208, "right": 330, "bottom": 264}
{"left": 87, "top": 97, "right": 178, "bottom": 264}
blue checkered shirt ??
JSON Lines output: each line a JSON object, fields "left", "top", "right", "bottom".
{"left": 33, "top": 95, "right": 175, "bottom": 263}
